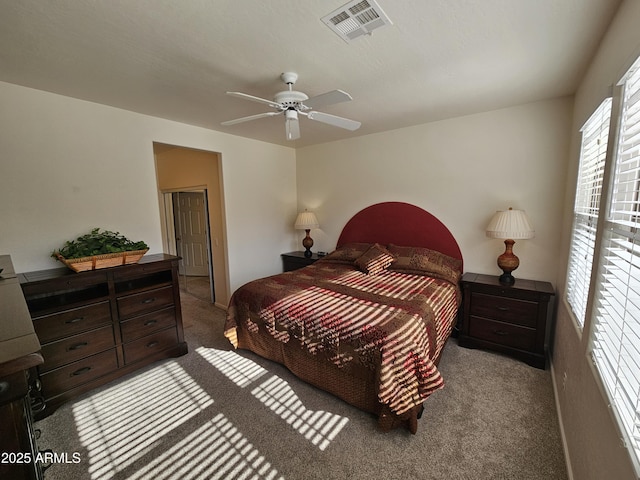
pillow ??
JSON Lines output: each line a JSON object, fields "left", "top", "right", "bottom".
{"left": 354, "top": 243, "right": 395, "bottom": 275}
{"left": 315, "top": 243, "right": 372, "bottom": 265}
{"left": 387, "top": 244, "right": 462, "bottom": 284}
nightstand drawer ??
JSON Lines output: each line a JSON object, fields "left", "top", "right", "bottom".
{"left": 469, "top": 293, "right": 538, "bottom": 328}
{"left": 468, "top": 316, "right": 536, "bottom": 351}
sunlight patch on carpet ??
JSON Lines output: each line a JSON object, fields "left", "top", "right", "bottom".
{"left": 197, "top": 347, "right": 349, "bottom": 451}
{"left": 252, "top": 375, "right": 349, "bottom": 451}
{"left": 72, "top": 361, "right": 213, "bottom": 479}
{"left": 196, "top": 347, "right": 267, "bottom": 387}
{"left": 127, "top": 412, "right": 283, "bottom": 480}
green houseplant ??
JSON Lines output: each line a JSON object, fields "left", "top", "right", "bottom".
{"left": 52, "top": 228, "right": 148, "bottom": 272}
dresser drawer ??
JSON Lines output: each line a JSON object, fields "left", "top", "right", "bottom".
{"left": 123, "top": 327, "right": 178, "bottom": 365}
{"left": 469, "top": 292, "right": 538, "bottom": 328}
{"left": 40, "top": 349, "right": 118, "bottom": 398}
{"left": 468, "top": 316, "right": 536, "bottom": 351}
{"left": 40, "top": 325, "right": 115, "bottom": 372}
{"left": 120, "top": 307, "right": 176, "bottom": 342}
{"left": 117, "top": 286, "right": 174, "bottom": 320}
{"left": 21, "top": 270, "right": 108, "bottom": 297}
{"left": 33, "top": 301, "right": 112, "bottom": 343}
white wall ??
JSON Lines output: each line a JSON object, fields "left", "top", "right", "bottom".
{"left": 0, "top": 81, "right": 296, "bottom": 295}
{"left": 296, "top": 97, "right": 573, "bottom": 285}
{"left": 553, "top": 1, "right": 640, "bottom": 478}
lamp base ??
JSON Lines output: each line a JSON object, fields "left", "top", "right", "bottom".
{"left": 498, "top": 272, "right": 515, "bottom": 286}
{"left": 302, "top": 229, "right": 314, "bottom": 258}
{"left": 497, "top": 239, "right": 519, "bottom": 286}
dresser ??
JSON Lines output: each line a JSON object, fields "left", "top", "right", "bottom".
{"left": 458, "top": 272, "right": 554, "bottom": 369}
{"left": 0, "top": 255, "right": 44, "bottom": 480}
{"left": 19, "top": 254, "right": 187, "bottom": 417}
{"left": 281, "top": 251, "right": 322, "bottom": 272}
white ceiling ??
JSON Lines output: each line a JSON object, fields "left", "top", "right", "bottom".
{"left": 0, "top": 0, "right": 622, "bottom": 147}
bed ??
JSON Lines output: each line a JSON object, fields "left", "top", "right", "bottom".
{"left": 224, "top": 202, "right": 463, "bottom": 433}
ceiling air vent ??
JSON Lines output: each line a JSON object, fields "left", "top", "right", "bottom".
{"left": 322, "top": 0, "right": 392, "bottom": 43}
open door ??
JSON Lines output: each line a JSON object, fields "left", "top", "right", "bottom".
{"left": 163, "top": 190, "right": 215, "bottom": 303}
{"left": 173, "top": 191, "right": 209, "bottom": 276}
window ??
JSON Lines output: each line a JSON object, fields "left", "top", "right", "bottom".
{"left": 590, "top": 56, "right": 640, "bottom": 465}
{"left": 566, "top": 98, "right": 612, "bottom": 327}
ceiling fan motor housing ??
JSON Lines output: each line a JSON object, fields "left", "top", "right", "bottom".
{"left": 274, "top": 90, "right": 309, "bottom": 109}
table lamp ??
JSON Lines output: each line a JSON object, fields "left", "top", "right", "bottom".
{"left": 294, "top": 210, "right": 320, "bottom": 258}
{"left": 486, "top": 208, "right": 535, "bottom": 285}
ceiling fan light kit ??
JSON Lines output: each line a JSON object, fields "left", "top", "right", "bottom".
{"left": 222, "top": 72, "right": 361, "bottom": 141}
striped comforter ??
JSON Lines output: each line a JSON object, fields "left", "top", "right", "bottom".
{"left": 225, "top": 259, "right": 460, "bottom": 416}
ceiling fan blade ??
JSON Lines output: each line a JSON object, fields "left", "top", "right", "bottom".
{"left": 221, "top": 111, "right": 281, "bottom": 126}
{"left": 226, "top": 91, "right": 281, "bottom": 109}
{"left": 307, "top": 111, "right": 361, "bottom": 131}
{"left": 304, "top": 89, "right": 353, "bottom": 109}
{"left": 285, "top": 116, "right": 300, "bottom": 140}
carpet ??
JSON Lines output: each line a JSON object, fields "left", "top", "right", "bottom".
{"left": 35, "top": 289, "right": 567, "bottom": 480}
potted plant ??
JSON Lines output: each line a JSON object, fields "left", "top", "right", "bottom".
{"left": 52, "top": 228, "right": 149, "bottom": 272}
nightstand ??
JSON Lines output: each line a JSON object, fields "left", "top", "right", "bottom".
{"left": 281, "top": 251, "right": 321, "bottom": 272}
{"left": 458, "top": 272, "right": 554, "bottom": 369}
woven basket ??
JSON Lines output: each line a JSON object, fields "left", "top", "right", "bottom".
{"left": 55, "top": 249, "right": 149, "bottom": 272}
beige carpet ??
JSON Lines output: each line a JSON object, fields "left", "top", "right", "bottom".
{"left": 35, "top": 289, "right": 568, "bottom": 480}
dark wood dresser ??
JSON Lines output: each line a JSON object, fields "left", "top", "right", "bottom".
{"left": 19, "top": 253, "right": 187, "bottom": 418}
{"left": 0, "top": 255, "right": 44, "bottom": 480}
{"left": 458, "top": 272, "right": 555, "bottom": 369}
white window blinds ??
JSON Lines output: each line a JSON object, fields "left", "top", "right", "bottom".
{"left": 566, "top": 98, "right": 612, "bottom": 327}
{"left": 591, "top": 57, "right": 640, "bottom": 463}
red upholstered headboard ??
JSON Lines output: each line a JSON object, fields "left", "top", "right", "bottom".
{"left": 336, "top": 202, "right": 463, "bottom": 266}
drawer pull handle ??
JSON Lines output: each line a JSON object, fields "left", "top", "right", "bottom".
{"left": 142, "top": 298, "right": 156, "bottom": 304}
{"left": 0, "top": 381, "right": 9, "bottom": 395}
{"left": 68, "top": 342, "right": 88, "bottom": 351}
{"left": 492, "top": 329, "right": 509, "bottom": 336}
{"left": 144, "top": 320, "right": 158, "bottom": 326}
{"left": 146, "top": 341, "right": 159, "bottom": 348}
{"left": 31, "top": 396, "right": 46, "bottom": 413}
{"left": 496, "top": 306, "right": 510, "bottom": 312}
{"left": 29, "top": 379, "right": 42, "bottom": 393}
{"left": 71, "top": 366, "right": 92, "bottom": 376}
{"left": 66, "top": 316, "right": 84, "bottom": 324}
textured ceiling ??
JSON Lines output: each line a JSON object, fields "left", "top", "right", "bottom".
{"left": 0, "top": 0, "right": 622, "bottom": 147}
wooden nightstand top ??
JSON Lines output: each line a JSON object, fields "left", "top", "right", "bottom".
{"left": 281, "top": 251, "right": 323, "bottom": 261}
{"left": 461, "top": 272, "right": 554, "bottom": 296}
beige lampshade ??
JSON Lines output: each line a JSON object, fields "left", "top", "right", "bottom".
{"left": 294, "top": 211, "right": 319, "bottom": 230}
{"left": 486, "top": 208, "right": 535, "bottom": 240}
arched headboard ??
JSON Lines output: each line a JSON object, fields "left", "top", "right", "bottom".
{"left": 336, "top": 202, "right": 463, "bottom": 265}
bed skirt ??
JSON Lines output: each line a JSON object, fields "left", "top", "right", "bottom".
{"left": 235, "top": 325, "right": 444, "bottom": 434}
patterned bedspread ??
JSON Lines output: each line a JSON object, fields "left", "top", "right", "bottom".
{"left": 225, "top": 256, "right": 461, "bottom": 416}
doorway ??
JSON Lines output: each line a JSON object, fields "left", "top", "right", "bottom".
{"left": 154, "top": 142, "right": 228, "bottom": 307}
{"left": 164, "top": 190, "right": 215, "bottom": 303}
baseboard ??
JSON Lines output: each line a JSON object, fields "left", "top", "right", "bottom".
{"left": 215, "top": 301, "right": 227, "bottom": 310}
{"left": 549, "top": 357, "right": 574, "bottom": 480}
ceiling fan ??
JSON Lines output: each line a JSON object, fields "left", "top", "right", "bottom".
{"left": 221, "top": 72, "right": 361, "bottom": 140}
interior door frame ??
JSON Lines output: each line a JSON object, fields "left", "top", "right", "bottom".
{"left": 161, "top": 187, "right": 215, "bottom": 303}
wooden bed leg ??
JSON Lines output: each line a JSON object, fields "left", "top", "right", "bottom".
{"left": 409, "top": 413, "right": 418, "bottom": 434}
